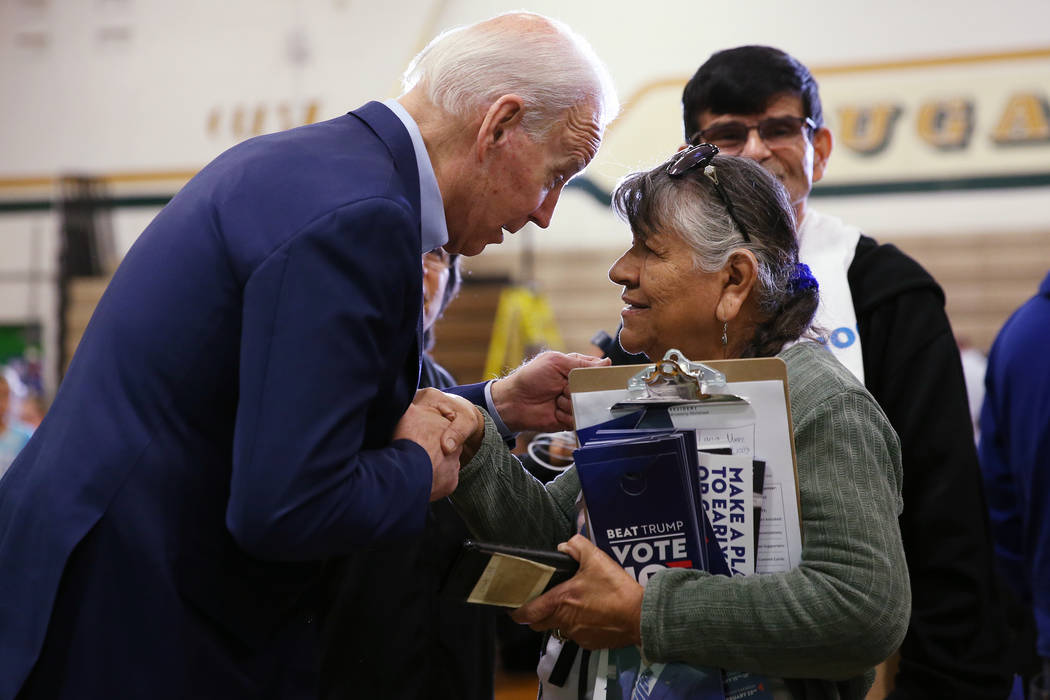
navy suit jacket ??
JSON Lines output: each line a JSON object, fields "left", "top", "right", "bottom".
{"left": 0, "top": 102, "right": 485, "bottom": 699}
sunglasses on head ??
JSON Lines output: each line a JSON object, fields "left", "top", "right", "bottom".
{"left": 665, "top": 143, "right": 752, "bottom": 243}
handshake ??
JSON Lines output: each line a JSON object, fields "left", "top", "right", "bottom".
{"left": 393, "top": 351, "right": 609, "bottom": 500}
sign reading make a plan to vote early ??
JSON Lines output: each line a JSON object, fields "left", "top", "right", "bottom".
{"left": 696, "top": 451, "right": 756, "bottom": 576}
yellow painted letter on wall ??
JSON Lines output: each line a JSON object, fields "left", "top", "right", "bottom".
{"left": 991, "top": 93, "right": 1050, "bottom": 145}
{"left": 837, "top": 104, "right": 902, "bottom": 156}
{"left": 917, "top": 98, "right": 974, "bottom": 150}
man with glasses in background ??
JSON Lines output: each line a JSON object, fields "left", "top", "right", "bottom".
{"left": 676, "top": 46, "right": 1013, "bottom": 699}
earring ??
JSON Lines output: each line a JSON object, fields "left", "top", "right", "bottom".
{"left": 721, "top": 320, "right": 728, "bottom": 347}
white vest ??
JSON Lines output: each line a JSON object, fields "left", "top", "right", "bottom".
{"left": 798, "top": 208, "right": 865, "bottom": 384}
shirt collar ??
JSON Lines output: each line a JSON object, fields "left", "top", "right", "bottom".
{"left": 383, "top": 99, "right": 448, "bottom": 254}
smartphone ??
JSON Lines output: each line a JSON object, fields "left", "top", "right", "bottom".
{"left": 440, "top": 540, "right": 579, "bottom": 607}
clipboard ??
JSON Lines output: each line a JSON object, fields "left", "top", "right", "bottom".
{"left": 569, "top": 355, "right": 804, "bottom": 574}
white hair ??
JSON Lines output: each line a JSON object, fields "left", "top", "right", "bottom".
{"left": 402, "top": 11, "right": 619, "bottom": 140}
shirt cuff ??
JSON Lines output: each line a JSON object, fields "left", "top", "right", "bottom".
{"left": 483, "top": 379, "right": 514, "bottom": 439}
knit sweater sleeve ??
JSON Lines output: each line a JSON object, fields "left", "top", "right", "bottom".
{"left": 449, "top": 411, "right": 579, "bottom": 548}
{"left": 640, "top": 345, "right": 911, "bottom": 680}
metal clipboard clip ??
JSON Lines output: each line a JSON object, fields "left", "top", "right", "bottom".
{"left": 610, "top": 348, "right": 748, "bottom": 410}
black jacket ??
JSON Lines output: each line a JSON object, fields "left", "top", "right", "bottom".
{"left": 319, "top": 354, "right": 496, "bottom": 700}
{"left": 849, "top": 235, "right": 1011, "bottom": 700}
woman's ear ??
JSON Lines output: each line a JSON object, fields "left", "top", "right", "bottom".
{"left": 716, "top": 249, "right": 760, "bottom": 322}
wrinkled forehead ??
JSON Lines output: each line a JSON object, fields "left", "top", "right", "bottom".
{"left": 556, "top": 101, "right": 603, "bottom": 168}
{"left": 629, "top": 200, "right": 684, "bottom": 244}
{"left": 632, "top": 219, "right": 686, "bottom": 244}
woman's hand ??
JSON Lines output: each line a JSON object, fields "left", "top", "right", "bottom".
{"left": 510, "top": 534, "right": 644, "bottom": 650}
{"left": 407, "top": 388, "right": 484, "bottom": 455}
{"left": 393, "top": 388, "right": 484, "bottom": 500}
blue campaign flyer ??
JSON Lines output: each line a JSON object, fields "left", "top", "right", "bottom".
{"left": 574, "top": 433, "right": 704, "bottom": 582}
{"left": 575, "top": 432, "right": 726, "bottom": 699}
{"left": 604, "top": 646, "right": 724, "bottom": 700}
{"left": 590, "top": 428, "right": 731, "bottom": 578}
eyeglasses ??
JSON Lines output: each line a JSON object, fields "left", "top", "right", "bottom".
{"left": 665, "top": 143, "right": 752, "bottom": 243}
{"left": 690, "top": 116, "right": 816, "bottom": 154}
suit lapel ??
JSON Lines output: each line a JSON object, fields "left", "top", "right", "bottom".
{"left": 350, "top": 101, "right": 421, "bottom": 219}
{"left": 351, "top": 101, "right": 423, "bottom": 389}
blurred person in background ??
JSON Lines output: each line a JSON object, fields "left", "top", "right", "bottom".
{"left": 676, "top": 46, "right": 1011, "bottom": 699}
{"left": 979, "top": 270, "right": 1050, "bottom": 697}
{"left": 2, "top": 354, "right": 46, "bottom": 430}
{"left": 0, "top": 368, "right": 33, "bottom": 479}
{"left": 16, "top": 393, "right": 46, "bottom": 431}
{"left": 957, "top": 338, "right": 989, "bottom": 443}
{"left": 420, "top": 248, "right": 464, "bottom": 388}
{"left": 320, "top": 250, "right": 499, "bottom": 700}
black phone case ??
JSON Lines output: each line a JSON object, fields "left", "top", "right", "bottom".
{"left": 440, "top": 540, "right": 579, "bottom": 603}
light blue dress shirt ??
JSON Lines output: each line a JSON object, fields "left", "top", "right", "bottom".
{"left": 381, "top": 99, "right": 512, "bottom": 438}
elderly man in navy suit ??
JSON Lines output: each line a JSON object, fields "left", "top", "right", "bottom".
{"left": 0, "top": 12, "right": 617, "bottom": 700}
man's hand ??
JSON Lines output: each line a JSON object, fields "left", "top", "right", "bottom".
{"left": 410, "top": 388, "right": 484, "bottom": 455}
{"left": 510, "top": 534, "right": 644, "bottom": 650}
{"left": 393, "top": 388, "right": 483, "bottom": 500}
{"left": 492, "top": 352, "right": 610, "bottom": 433}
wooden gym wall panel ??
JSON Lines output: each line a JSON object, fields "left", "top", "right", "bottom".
{"left": 881, "top": 229, "right": 1050, "bottom": 353}
{"left": 57, "top": 229, "right": 1050, "bottom": 389}
{"left": 444, "top": 229, "right": 1050, "bottom": 383}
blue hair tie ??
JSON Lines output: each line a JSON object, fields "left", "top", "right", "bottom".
{"left": 791, "top": 262, "right": 818, "bottom": 293}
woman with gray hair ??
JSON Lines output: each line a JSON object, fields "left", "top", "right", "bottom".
{"left": 448, "top": 147, "right": 910, "bottom": 699}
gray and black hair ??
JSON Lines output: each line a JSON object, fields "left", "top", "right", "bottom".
{"left": 612, "top": 154, "right": 818, "bottom": 358}
{"left": 402, "top": 11, "right": 619, "bottom": 140}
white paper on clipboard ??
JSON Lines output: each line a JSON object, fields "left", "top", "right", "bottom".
{"left": 569, "top": 359, "right": 802, "bottom": 574}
